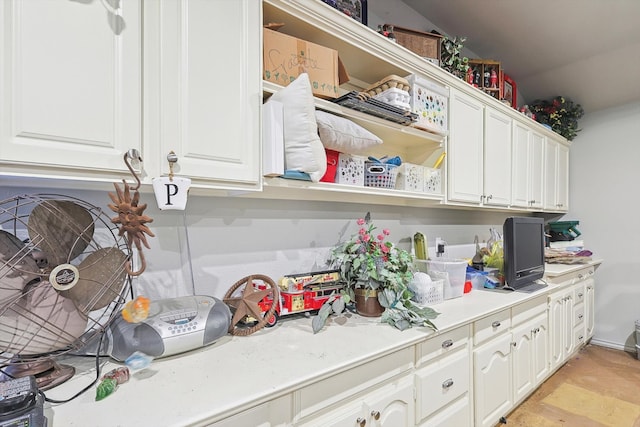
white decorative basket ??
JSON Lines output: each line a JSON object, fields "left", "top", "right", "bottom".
{"left": 412, "top": 278, "right": 444, "bottom": 305}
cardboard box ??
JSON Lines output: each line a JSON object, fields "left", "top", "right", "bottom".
{"left": 263, "top": 28, "right": 349, "bottom": 99}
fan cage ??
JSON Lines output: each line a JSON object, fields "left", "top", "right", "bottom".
{"left": 0, "top": 193, "right": 133, "bottom": 366}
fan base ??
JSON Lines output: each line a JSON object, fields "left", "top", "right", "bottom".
{"left": 3, "top": 359, "right": 75, "bottom": 391}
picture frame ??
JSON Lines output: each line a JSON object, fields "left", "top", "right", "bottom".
{"left": 322, "top": 0, "right": 368, "bottom": 25}
{"left": 502, "top": 74, "right": 517, "bottom": 108}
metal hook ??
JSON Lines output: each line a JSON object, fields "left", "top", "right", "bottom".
{"left": 124, "top": 149, "right": 142, "bottom": 190}
{"left": 167, "top": 151, "right": 178, "bottom": 182}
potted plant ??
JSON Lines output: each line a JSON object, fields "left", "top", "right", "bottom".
{"left": 327, "top": 213, "right": 440, "bottom": 331}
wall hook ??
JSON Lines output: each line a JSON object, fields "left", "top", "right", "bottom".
{"left": 167, "top": 151, "right": 178, "bottom": 181}
{"left": 124, "top": 148, "right": 142, "bottom": 190}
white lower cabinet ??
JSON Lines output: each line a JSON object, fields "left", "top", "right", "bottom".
{"left": 415, "top": 325, "right": 472, "bottom": 426}
{"left": 511, "top": 312, "right": 548, "bottom": 404}
{"left": 296, "top": 374, "right": 414, "bottom": 427}
{"left": 585, "top": 278, "right": 595, "bottom": 339}
{"left": 549, "top": 286, "right": 575, "bottom": 371}
{"left": 295, "top": 347, "right": 414, "bottom": 427}
{"left": 474, "top": 332, "right": 513, "bottom": 427}
{"left": 473, "top": 298, "right": 549, "bottom": 427}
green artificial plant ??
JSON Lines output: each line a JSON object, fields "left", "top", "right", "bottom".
{"left": 440, "top": 35, "right": 470, "bottom": 79}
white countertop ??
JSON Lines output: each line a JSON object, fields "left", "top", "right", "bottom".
{"left": 43, "top": 261, "right": 602, "bottom": 427}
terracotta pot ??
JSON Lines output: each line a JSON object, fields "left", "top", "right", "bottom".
{"left": 354, "top": 288, "right": 385, "bottom": 317}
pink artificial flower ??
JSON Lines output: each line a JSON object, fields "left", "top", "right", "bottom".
{"left": 383, "top": 229, "right": 390, "bottom": 236}
{"left": 356, "top": 218, "right": 366, "bottom": 226}
{"left": 377, "top": 234, "right": 384, "bottom": 241}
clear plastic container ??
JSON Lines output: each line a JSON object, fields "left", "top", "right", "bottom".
{"left": 417, "top": 258, "right": 468, "bottom": 299}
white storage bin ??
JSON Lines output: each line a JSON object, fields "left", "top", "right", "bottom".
{"left": 417, "top": 258, "right": 467, "bottom": 299}
{"left": 336, "top": 153, "right": 365, "bottom": 186}
{"left": 423, "top": 167, "right": 442, "bottom": 194}
{"left": 406, "top": 74, "right": 449, "bottom": 134}
{"left": 395, "top": 163, "right": 424, "bottom": 192}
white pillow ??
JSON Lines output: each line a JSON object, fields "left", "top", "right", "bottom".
{"left": 315, "top": 110, "right": 383, "bottom": 155}
{"left": 269, "top": 74, "right": 327, "bottom": 182}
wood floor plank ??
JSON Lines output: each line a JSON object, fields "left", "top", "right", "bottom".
{"left": 499, "top": 344, "right": 640, "bottom": 427}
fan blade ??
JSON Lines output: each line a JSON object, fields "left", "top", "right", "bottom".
{"left": 61, "top": 247, "right": 128, "bottom": 314}
{"left": 28, "top": 200, "right": 95, "bottom": 267}
{"left": 0, "top": 230, "right": 41, "bottom": 305}
{"left": 0, "top": 281, "right": 88, "bottom": 355}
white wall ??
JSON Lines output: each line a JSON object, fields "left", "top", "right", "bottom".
{"left": 0, "top": 185, "right": 512, "bottom": 302}
{"left": 566, "top": 101, "right": 640, "bottom": 351}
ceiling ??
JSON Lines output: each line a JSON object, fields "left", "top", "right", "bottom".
{"left": 400, "top": 0, "right": 640, "bottom": 114}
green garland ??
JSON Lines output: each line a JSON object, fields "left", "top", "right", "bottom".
{"left": 529, "top": 96, "right": 584, "bottom": 141}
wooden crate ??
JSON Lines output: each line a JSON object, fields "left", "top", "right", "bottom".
{"left": 384, "top": 25, "right": 442, "bottom": 65}
{"left": 467, "top": 59, "right": 502, "bottom": 100}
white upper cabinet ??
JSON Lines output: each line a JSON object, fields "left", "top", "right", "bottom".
{"left": 448, "top": 89, "right": 511, "bottom": 207}
{"left": 448, "top": 89, "right": 484, "bottom": 204}
{"left": 483, "top": 107, "right": 512, "bottom": 206}
{"left": 511, "top": 121, "right": 544, "bottom": 209}
{"left": 543, "top": 137, "right": 570, "bottom": 211}
{"left": 144, "top": 0, "right": 261, "bottom": 190}
{"left": 0, "top": 0, "right": 142, "bottom": 180}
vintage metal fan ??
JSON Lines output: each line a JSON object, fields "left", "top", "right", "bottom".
{"left": 0, "top": 194, "right": 132, "bottom": 390}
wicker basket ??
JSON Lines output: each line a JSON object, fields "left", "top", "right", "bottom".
{"left": 364, "top": 162, "right": 399, "bottom": 188}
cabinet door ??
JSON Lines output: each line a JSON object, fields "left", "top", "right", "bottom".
{"left": 556, "top": 143, "right": 570, "bottom": 210}
{"left": 529, "top": 130, "right": 545, "bottom": 209}
{"left": 297, "top": 375, "right": 413, "bottom": 427}
{"left": 0, "top": 0, "right": 141, "bottom": 178}
{"left": 511, "top": 321, "right": 534, "bottom": 403}
{"left": 543, "top": 138, "right": 558, "bottom": 210}
{"left": 532, "top": 313, "right": 549, "bottom": 386}
{"left": 148, "top": 0, "right": 260, "bottom": 189}
{"left": 483, "top": 107, "right": 512, "bottom": 206}
{"left": 448, "top": 90, "right": 484, "bottom": 204}
{"left": 366, "top": 375, "right": 414, "bottom": 427}
{"left": 473, "top": 333, "right": 513, "bottom": 427}
{"left": 511, "top": 122, "right": 530, "bottom": 208}
{"left": 585, "top": 278, "right": 595, "bottom": 339}
{"left": 548, "top": 291, "right": 565, "bottom": 371}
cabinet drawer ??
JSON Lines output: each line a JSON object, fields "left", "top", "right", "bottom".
{"left": 574, "top": 326, "right": 586, "bottom": 347}
{"left": 545, "top": 266, "right": 595, "bottom": 286}
{"left": 573, "top": 302, "right": 585, "bottom": 326}
{"left": 418, "top": 395, "right": 471, "bottom": 427}
{"left": 474, "top": 309, "right": 511, "bottom": 346}
{"left": 415, "top": 349, "right": 470, "bottom": 422}
{"left": 417, "top": 325, "right": 470, "bottom": 366}
{"left": 511, "top": 295, "right": 547, "bottom": 326}
{"left": 296, "top": 347, "right": 413, "bottom": 420}
{"left": 574, "top": 286, "right": 586, "bottom": 304}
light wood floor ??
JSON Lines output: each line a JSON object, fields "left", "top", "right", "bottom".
{"left": 498, "top": 344, "right": 640, "bottom": 427}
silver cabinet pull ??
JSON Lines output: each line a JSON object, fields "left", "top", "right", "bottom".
{"left": 357, "top": 417, "right": 366, "bottom": 427}
{"left": 492, "top": 320, "right": 501, "bottom": 328}
{"left": 442, "top": 378, "right": 454, "bottom": 389}
{"left": 442, "top": 339, "right": 454, "bottom": 348}
{"left": 371, "top": 411, "right": 380, "bottom": 420}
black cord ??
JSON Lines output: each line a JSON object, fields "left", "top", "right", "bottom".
{"left": 41, "top": 331, "right": 107, "bottom": 404}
